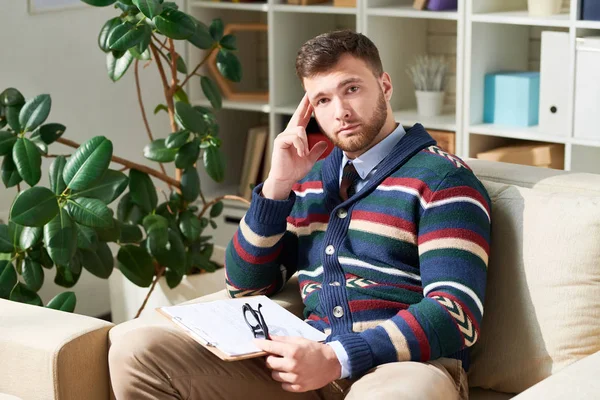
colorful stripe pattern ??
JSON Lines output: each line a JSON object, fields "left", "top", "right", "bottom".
{"left": 225, "top": 125, "right": 491, "bottom": 378}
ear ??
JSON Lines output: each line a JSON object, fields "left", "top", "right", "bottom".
{"left": 380, "top": 72, "right": 393, "bottom": 101}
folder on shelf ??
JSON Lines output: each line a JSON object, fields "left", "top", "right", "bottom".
{"left": 539, "top": 31, "right": 570, "bottom": 136}
{"left": 157, "top": 295, "right": 327, "bottom": 362}
{"left": 239, "top": 125, "right": 268, "bottom": 200}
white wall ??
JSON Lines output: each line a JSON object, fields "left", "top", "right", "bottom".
{"left": 0, "top": 0, "right": 184, "bottom": 317}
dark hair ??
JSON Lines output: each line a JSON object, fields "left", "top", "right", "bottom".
{"left": 295, "top": 30, "right": 384, "bottom": 82}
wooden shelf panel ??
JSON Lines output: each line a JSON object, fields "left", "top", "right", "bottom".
{"left": 367, "top": 5, "right": 458, "bottom": 20}
{"left": 470, "top": 10, "right": 570, "bottom": 27}
{"left": 189, "top": 1, "right": 268, "bottom": 12}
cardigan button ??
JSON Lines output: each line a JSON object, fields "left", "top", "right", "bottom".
{"left": 333, "top": 306, "right": 344, "bottom": 318}
{"left": 336, "top": 209, "right": 348, "bottom": 219}
{"left": 325, "top": 245, "right": 335, "bottom": 255}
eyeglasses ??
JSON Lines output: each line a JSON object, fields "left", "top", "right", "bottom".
{"left": 242, "top": 302, "right": 271, "bottom": 340}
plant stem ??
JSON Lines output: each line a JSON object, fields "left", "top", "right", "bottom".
{"left": 134, "top": 264, "right": 166, "bottom": 318}
{"left": 149, "top": 43, "right": 175, "bottom": 129}
{"left": 198, "top": 195, "right": 250, "bottom": 219}
{"left": 180, "top": 44, "right": 218, "bottom": 89}
{"left": 55, "top": 137, "right": 180, "bottom": 188}
{"left": 134, "top": 59, "right": 172, "bottom": 190}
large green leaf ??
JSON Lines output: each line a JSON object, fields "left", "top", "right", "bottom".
{"left": 153, "top": 9, "right": 195, "bottom": 40}
{"left": 220, "top": 34, "right": 237, "bottom": 51}
{"left": 180, "top": 166, "right": 200, "bottom": 202}
{"left": 188, "top": 17, "right": 213, "bottom": 50}
{"left": 54, "top": 256, "right": 82, "bottom": 289}
{"left": 0, "top": 260, "right": 17, "bottom": 299}
{"left": 209, "top": 18, "right": 224, "bottom": 42}
{"left": 81, "top": 0, "right": 117, "bottom": 6}
{"left": 67, "top": 198, "right": 113, "bottom": 228}
{"left": 9, "top": 282, "right": 43, "bottom": 306}
{"left": 0, "top": 225, "right": 13, "bottom": 253}
{"left": 22, "top": 258, "right": 44, "bottom": 292}
{"left": 200, "top": 76, "right": 222, "bottom": 111}
{"left": 19, "top": 226, "right": 42, "bottom": 250}
{"left": 10, "top": 187, "right": 59, "bottom": 227}
{"left": 0, "top": 88, "right": 25, "bottom": 107}
{"left": 178, "top": 210, "right": 202, "bottom": 241}
{"left": 108, "top": 22, "right": 147, "bottom": 52}
{"left": 34, "top": 123, "right": 66, "bottom": 145}
{"left": 143, "top": 214, "right": 169, "bottom": 239}
{"left": 28, "top": 246, "right": 54, "bottom": 269}
{"left": 210, "top": 201, "right": 224, "bottom": 218}
{"left": 165, "top": 267, "right": 183, "bottom": 288}
{"left": 19, "top": 94, "right": 51, "bottom": 133}
{"left": 49, "top": 156, "right": 67, "bottom": 196}
{"left": 12, "top": 137, "right": 42, "bottom": 186}
{"left": 175, "top": 138, "right": 200, "bottom": 169}
{"left": 174, "top": 87, "right": 189, "bottom": 104}
{"left": 72, "top": 169, "right": 129, "bottom": 204}
{"left": 44, "top": 208, "right": 77, "bottom": 266}
{"left": 133, "top": 0, "right": 162, "bottom": 19}
{"left": 95, "top": 218, "right": 121, "bottom": 242}
{"left": 31, "top": 136, "right": 48, "bottom": 155}
{"left": 107, "top": 50, "right": 134, "bottom": 82}
{"left": 63, "top": 136, "right": 113, "bottom": 191}
{"left": 117, "top": 245, "right": 154, "bottom": 287}
{"left": 76, "top": 223, "right": 98, "bottom": 250}
{"left": 143, "top": 138, "right": 177, "bottom": 162}
{"left": 129, "top": 169, "right": 157, "bottom": 213}
{"left": 119, "top": 223, "right": 143, "bottom": 243}
{"left": 0, "top": 131, "right": 17, "bottom": 155}
{"left": 216, "top": 50, "right": 242, "bottom": 83}
{"left": 1, "top": 153, "right": 22, "bottom": 188}
{"left": 46, "top": 291, "right": 76, "bottom": 312}
{"left": 98, "top": 17, "right": 121, "bottom": 52}
{"left": 8, "top": 221, "right": 24, "bottom": 250}
{"left": 174, "top": 101, "right": 207, "bottom": 134}
{"left": 167, "top": 53, "right": 187, "bottom": 74}
{"left": 5, "top": 106, "right": 21, "bottom": 133}
{"left": 203, "top": 146, "right": 225, "bottom": 183}
{"left": 117, "top": 193, "right": 144, "bottom": 225}
{"left": 165, "top": 130, "right": 189, "bottom": 149}
{"left": 153, "top": 229, "right": 185, "bottom": 275}
{"left": 81, "top": 242, "right": 114, "bottom": 279}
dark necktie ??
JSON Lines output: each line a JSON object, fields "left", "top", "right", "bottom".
{"left": 339, "top": 161, "right": 361, "bottom": 201}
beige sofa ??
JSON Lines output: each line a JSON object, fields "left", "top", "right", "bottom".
{"left": 1, "top": 159, "right": 600, "bottom": 400}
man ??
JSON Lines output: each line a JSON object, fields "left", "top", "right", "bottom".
{"left": 109, "top": 30, "right": 491, "bottom": 400}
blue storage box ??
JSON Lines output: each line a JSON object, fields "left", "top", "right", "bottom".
{"left": 582, "top": 0, "right": 600, "bottom": 21}
{"left": 484, "top": 72, "right": 540, "bottom": 127}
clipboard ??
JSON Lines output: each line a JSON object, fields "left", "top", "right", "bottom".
{"left": 157, "top": 307, "right": 267, "bottom": 361}
{"left": 156, "top": 295, "right": 328, "bottom": 362}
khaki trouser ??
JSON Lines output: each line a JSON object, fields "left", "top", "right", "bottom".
{"left": 109, "top": 325, "right": 469, "bottom": 400}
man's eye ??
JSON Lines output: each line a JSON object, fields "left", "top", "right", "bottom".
{"left": 317, "top": 98, "right": 328, "bottom": 105}
{"left": 348, "top": 86, "right": 359, "bottom": 93}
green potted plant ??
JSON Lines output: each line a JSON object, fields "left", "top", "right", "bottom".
{"left": 0, "top": 0, "right": 249, "bottom": 316}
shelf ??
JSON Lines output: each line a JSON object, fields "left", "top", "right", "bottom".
{"left": 193, "top": 99, "right": 271, "bottom": 113}
{"left": 470, "top": 10, "right": 570, "bottom": 27}
{"left": 575, "top": 20, "right": 600, "bottom": 29}
{"left": 469, "top": 123, "right": 569, "bottom": 144}
{"left": 395, "top": 109, "right": 456, "bottom": 132}
{"left": 272, "top": 2, "right": 356, "bottom": 15}
{"left": 189, "top": 1, "right": 268, "bottom": 12}
{"left": 367, "top": 5, "right": 458, "bottom": 20}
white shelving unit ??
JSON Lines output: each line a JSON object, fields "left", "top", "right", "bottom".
{"left": 184, "top": 0, "right": 600, "bottom": 238}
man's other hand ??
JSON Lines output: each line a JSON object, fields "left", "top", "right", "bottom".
{"left": 253, "top": 335, "right": 342, "bottom": 392}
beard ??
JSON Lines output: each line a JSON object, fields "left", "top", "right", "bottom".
{"left": 319, "top": 89, "right": 388, "bottom": 154}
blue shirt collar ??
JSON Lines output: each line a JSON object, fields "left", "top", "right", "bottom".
{"left": 341, "top": 123, "right": 406, "bottom": 179}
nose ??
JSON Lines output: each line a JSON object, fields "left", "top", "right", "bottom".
{"left": 333, "top": 97, "right": 352, "bottom": 121}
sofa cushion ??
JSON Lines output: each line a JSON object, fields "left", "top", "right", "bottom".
{"left": 467, "top": 179, "right": 600, "bottom": 393}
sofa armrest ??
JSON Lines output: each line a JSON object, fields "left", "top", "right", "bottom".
{"left": 513, "top": 351, "right": 600, "bottom": 399}
{"left": 0, "top": 299, "right": 114, "bottom": 400}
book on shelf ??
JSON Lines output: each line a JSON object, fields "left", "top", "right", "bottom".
{"left": 239, "top": 125, "right": 269, "bottom": 200}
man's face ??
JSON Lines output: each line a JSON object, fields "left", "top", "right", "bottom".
{"left": 303, "top": 54, "right": 390, "bottom": 157}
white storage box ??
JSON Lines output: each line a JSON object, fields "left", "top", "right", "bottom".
{"left": 574, "top": 37, "right": 600, "bottom": 140}
{"left": 539, "top": 31, "right": 570, "bottom": 136}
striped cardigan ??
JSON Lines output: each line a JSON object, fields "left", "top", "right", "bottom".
{"left": 225, "top": 124, "right": 492, "bottom": 378}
